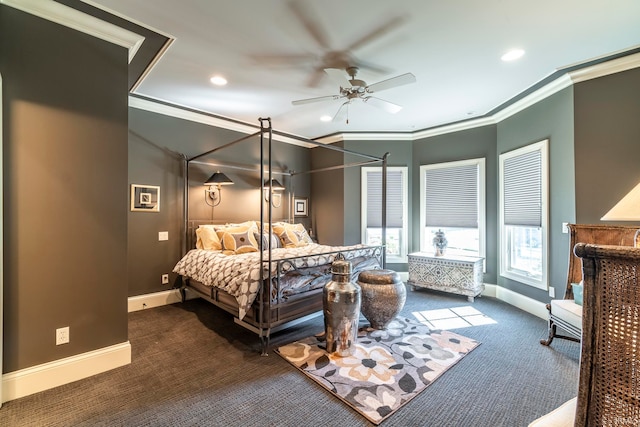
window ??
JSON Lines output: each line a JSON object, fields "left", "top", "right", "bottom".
{"left": 420, "top": 159, "right": 486, "bottom": 260}
{"left": 499, "top": 140, "right": 548, "bottom": 289}
{"left": 361, "top": 167, "right": 408, "bottom": 262}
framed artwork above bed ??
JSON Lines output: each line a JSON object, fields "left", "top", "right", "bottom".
{"left": 131, "top": 184, "right": 160, "bottom": 212}
{"left": 294, "top": 197, "right": 308, "bottom": 217}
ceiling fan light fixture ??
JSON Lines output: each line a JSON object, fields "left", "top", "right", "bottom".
{"left": 320, "top": 115, "right": 332, "bottom": 122}
{"left": 501, "top": 49, "right": 525, "bottom": 62}
{"left": 292, "top": 67, "right": 415, "bottom": 121}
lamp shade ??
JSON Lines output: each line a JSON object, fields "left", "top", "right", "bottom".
{"left": 263, "top": 178, "right": 285, "bottom": 191}
{"left": 205, "top": 171, "right": 233, "bottom": 186}
{"left": 601, "top": 182, "right": 640, "bottom": 221}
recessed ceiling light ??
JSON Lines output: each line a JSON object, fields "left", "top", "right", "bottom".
{"left": 320, "top": 115, "right": 332, "bottom": 122}
{"left": 501, "top": 49, "right": 525, "bottom": 62}
{"left": 210, "top": 75, "right": 228, "bottom": 86}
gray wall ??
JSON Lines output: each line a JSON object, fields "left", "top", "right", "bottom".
{"left": 310, "top": 143, "right": 345, "bottom": 246}
{"left": 413, "top": 125, "right": 498, "bottom": 284}
{"left": 128, "top": 108, "right": 311, "bottom": 297}
{"left": 496, "top": 87, "right": 576, "bottom": 301}
{"left": 1, "top": 6, "right": 129, "bottom": 372}
{"left": 574, "top": 67, "right": 640, "bottom": 224}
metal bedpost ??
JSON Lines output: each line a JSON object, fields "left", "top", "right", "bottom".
{"left": 382, "top": 152, "right": 389, "bottom": 268}
{"left": 182, "top": 154, "right": 189, "bottom": 257}
{"left": 258, "top": 117, "right": 273, "bottom": 356}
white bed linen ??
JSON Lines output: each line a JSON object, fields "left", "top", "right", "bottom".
{"left": 173, "top": 243, "right": 377, "bottom": 319}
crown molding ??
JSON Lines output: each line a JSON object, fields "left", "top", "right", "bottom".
{"left": 329, "top": 50, "right": 640, "bottom": 142}
{"left": 0, "top": 0, "right": 144, "bottom": 63}
{"left": 10, "top": 0, "right": 638, "bottom": 144}
{"left": 316, "top": 132, "right": 414, "bottom": 144}
{"left": 129, "top": 96, "right": 316, "bottom": 148}
{"left": 413, "top": 116, "right": 497, "bottom": 140}
{"left": 8, "top": 1, "right": 640, "bottom": 143}
{"left": 567, "top": 51, "right": 640, "bottom": 84}
{"left": 130, "top": 48, "right": 640, "bottom": 145}
{"left": 491, "top": 73, "right": 574, "bottom": 124}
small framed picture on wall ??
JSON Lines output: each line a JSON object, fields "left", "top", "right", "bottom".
{"left": 294, "top": 197, "right": 308, "bottom": 217}
{"left": 131, "top": 184, "right": 160, "bottom": 212}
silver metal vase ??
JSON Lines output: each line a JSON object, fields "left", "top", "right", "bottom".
{"left": 323, "top": 259, "right": 361, "bottom": 356}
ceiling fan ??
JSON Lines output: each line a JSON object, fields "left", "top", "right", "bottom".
{"left": 291, "top": 66, "right": 417, "bottom": 123}
{"left": 250, "top": 2, "right": 407, "bottom": 88}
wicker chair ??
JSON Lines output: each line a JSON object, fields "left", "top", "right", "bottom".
{"left": 530, "top": 243, "right": 640, "bottom": 426}
{"left": 540, "top": 224, "right": 638, "bottom": 346}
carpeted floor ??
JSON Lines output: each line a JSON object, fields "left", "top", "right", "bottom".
{"left": 0, "top": 288, "right": 580, "bottom": 426}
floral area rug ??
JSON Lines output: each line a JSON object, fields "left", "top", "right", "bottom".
{"left": 275, "top": 317, "right": 480, "bottom": 425}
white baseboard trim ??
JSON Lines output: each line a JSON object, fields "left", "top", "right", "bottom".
{"left": 2, "top": 341, "right": 131, "bottom": 403}
{"left": 127, "top": 283, "right": 547, "bottom": 322}
{"left": 481, "top": 283, "right": 497, "bottom": 298}
{"left": 485, "top": 284, "right": 548, "bottom": 320}
{"left": 128, "top": 288, "right": 195, "bottom": 312}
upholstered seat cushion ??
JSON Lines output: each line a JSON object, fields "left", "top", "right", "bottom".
{"left": 550, "top": 299, "right": 583, "bottom": 329}
{"left": 528, "top": 397, "right": 576, "bottom": 426}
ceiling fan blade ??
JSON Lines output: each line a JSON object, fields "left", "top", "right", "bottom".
{"left": 248, "top": 53, "right": 316, "bottom": 67}
{"left": 346, "top": 16, "right": 407, "bottom": 52}
{"left": 362, "top": 96, "right": 402, "bottom": 114}
{"left": 365, "top": 72, "right": 416, "bottom": 93}
{"left": 353, "top": 59, "right": 392, "bottom": 76}
{"left": 333, "top": 101, "right": 350, "bottom": 123}
{"left": 324, "top": 68, "right": 351, "bottom": 88}
{"left": 307, "top": 68, "right": 327, "bottom": 88}
{"left": 292, "top": 95, "right": 341, "bottom": 106}
{"left": 288, "top": 0, "right": 331, "bottom": 50}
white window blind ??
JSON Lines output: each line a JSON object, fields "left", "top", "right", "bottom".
{"left": 424, "top": 163, "right": 478, "bottom": 228}
{"left": 366, "top": 169, "right": 403, "bottom": 228}
{"left": 503, "top": 149, "right": 542, "bottom": 227}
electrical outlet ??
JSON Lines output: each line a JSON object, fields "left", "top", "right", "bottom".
{"left": 162, "top": 274, "right": 169, "bottom": 285}
{"left": 158, "top": 231, "right": 168, "bottom": 241}
{"left": 549, "top": 287, "right": 555, "bottom": 298}
{"left": 56, "top": 326, "right": 69, "bottom": 345}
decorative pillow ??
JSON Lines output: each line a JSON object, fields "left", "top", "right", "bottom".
{"left": 273, "top": 223, "right": 311, "bottom": 248}
{"left": 572, "top": 282, "right": 583, "bottom": 306}
{"left": 294, "top": 225, "right": 314, "bottom": 244}
{"left": 215, "top": 222, "right": 256, "bottom": 241}
{"left": 221, "top": 228, "right": 259, "bottom": 255}
{"left": 195, "top": 226, "right": 222, "bottom": 251}
{"left": 224, "top": 220, "right": 257, "bottom": 229}
{"left": 254, "top": 232, "right": 282, "bottom": 250}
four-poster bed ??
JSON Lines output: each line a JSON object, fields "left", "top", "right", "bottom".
{"left": 173, "top": 118, "right": 389, "bottom": 354}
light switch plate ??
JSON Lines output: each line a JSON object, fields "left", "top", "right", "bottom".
{"left": 158, "top": 231, "right": 168, "bottom": 241}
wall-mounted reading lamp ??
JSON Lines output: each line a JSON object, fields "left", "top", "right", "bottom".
{"left": 263, "top": 178, "right": 285, "bottom": 208}
{"left": 204, "top": 171, "right": 233, "bottom": 207}
{"left": 601, "top": 181, "right": 640, "bottom": 247}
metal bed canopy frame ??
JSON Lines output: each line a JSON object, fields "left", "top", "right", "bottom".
{"left": 181, "top": 117, "right": 389, "bottom": 353}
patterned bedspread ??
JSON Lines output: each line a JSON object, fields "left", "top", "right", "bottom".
{"left": 173, "top": 244, "right": 380, "bottom": 319}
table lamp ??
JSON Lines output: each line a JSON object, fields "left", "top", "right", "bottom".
{"left": 601, "top": 181, "right": 640, "bottom": 247}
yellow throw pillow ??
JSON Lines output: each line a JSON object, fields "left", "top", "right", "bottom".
{"left": 221, "top": 228, "right": 259, "bottom": 254}
{"left": 215, "top": 222, "right": 256, "bottom": 241}
{"left": 195, "top": 226, "right": 222, "bottom": 251}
